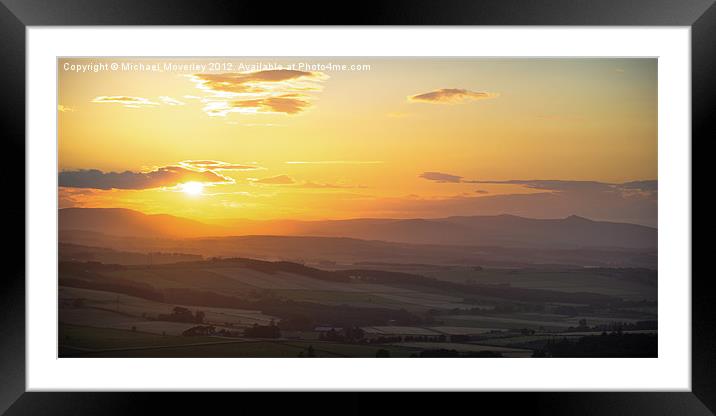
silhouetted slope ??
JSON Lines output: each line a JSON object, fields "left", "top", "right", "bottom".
{"left": 59, "top": 208, "right": 656, "bottom": 249}
{"left": 59, "top": 208, "right": 227, "bottom": 238}
{"left": 268, "top": 214, "right": 656, "bottom": 249}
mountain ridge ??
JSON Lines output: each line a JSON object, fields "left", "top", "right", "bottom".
{"left": 58, "top": 208, "right": 657, "bottom": 248}
{"left": 59, "top": 207, "right": 656, "bottom": 250}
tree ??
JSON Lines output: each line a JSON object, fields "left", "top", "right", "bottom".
{"left": 195, "top": 311, "right": 205, "bottom": 324}
{"left": 169, "top": 306, "right": 194, "bottom": 323}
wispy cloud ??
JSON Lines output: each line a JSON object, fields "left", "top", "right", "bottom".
{"left": 190, "top": 70, "right": 328, "bottom": 116}
{"left": 159, "top": 96, "right": 185, "bottom": 106}
{"left": 419, "top": 172, "right": 657, "bottom": 197}
{"left": 178, "top": 160, "right": 262, "bottom": 171}
{"left": 247, "top": 175, "right": 366, "bottom": 189}
{"left": 249, "top": 174, "right": 296, "bottom": 185}
{"left": 297, "top": 181, "right": 367, "bottom": 189}
{"left": 419, "top": 171, "right": 471, "bottom": 183}
{"left": 58, "top": 105, "right": 76, "bottom": 113}
{"left": 286, "top": 161, "right": 384, "bottom": 165}
{"left": 408, "top": 88, "right": 499, "bottom": 104}
{"left": 91, "top": 96, "right": 159, "bottom": 108}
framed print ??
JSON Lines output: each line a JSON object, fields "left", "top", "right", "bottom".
{"left": 2, "top": 0, "right": 712, "bottom": 414}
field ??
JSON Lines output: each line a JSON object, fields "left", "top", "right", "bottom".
{"left": 56, "top": 56, "right": 659, "bottom": 361}
{"left": 60, "top": 324, "right": 421, "bottom": 358}
{"left": 362, "top": 265, "right": 658, "bottom": 301}
{"left": 60, "top": 286, "right": 276, "bottom": 333}
{"left": 58, "top": 255, "right": 657, "bottom": 358}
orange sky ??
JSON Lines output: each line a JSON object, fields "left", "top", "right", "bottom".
{"left": 58, "top": 58, "right": 658, "bottom": 225}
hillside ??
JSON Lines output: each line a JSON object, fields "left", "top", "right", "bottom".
{"left": 59, "top": 208, "right": 228, "bottom": 238}
{"left": 60, "top": 208, "right": 657, "bottom": 250}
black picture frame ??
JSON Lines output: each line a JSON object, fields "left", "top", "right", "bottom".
{"left": 1, "top": 0, "right": 710, "bottom": 414}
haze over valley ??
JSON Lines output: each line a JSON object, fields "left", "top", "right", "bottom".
{"left": 58, "top": 57, "right": 657, "bottom": 358}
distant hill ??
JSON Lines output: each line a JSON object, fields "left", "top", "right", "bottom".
{"left": 59, "top": 208, "right": 228, "bottom": 238}
{"left": 59, "top": 208, "right": 656, "bottom": 249}
{"left": 59, "top": 231, "right": 657, "bottom": 269}
{"left": 233, "top": 214, "right": 657, "bottom": 250}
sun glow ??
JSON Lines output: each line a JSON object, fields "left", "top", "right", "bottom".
{"left": 181, "top": 181, "right": 204, "bottom": 196}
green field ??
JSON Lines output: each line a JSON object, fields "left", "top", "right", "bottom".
{"left": 60, "top": 324, "right": 422, "bottom": 358}
{"left": 58, "top": 258, "right": 656, "bottom": 357}
{"left": 59, "top": 324, "right": 217, "bottom": 350}
{"left": 420, "top": 268, "right": 657, "bottom": 301}
{"left": 60, "top": 286, "right": 276, "bottom": 330}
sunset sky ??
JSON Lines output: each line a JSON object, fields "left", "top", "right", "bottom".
{"left": 58, "top": 58, "right": 657, "bottom": 226}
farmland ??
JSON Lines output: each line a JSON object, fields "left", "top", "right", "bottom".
{"left": 60, "top": 324, "right": 421, "bottom": 358}
{"left": 58, "top": 253, "right": 657, "bottom": 358}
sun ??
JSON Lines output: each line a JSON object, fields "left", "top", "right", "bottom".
{"left": 181, "top": 181, "right": 204, "bottom": 196}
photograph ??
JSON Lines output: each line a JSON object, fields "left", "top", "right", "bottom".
{"left": 57, "top": 57, "right": 658, "bottom": 358}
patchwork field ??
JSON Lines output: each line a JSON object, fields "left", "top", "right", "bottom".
{"left": 60, "top": 324, "right": 420, "bottom": 358}
{"left": 60, "top": 286, "right": 276, "bottom": 331}
{"left": 58, "top": 255, "right": 657, "bottom": 358}
{"left": 419, "top": 268, "right": 657, "bottom": 301}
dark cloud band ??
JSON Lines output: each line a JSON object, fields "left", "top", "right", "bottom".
{"left": 59, "top": 166, "right": 233, "bottom": 190}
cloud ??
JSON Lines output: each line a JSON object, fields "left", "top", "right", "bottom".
{"left": 192, "top": 70, "right": 324, "bottom": 94}
{"left": 58, "top": 105, "right": 76, "bottom": 112}
{"left": 286, "top": 160, "right": 384, "bottom": 165}
{"left": 178, "top": 160, "right": 262, "bottom": 171}
{"left": 475, "top": 190, "right": 489, "bottom": 194}
{"left": 59, "top": 165, "right": 234, "bottom": 190}
{"left": 419, "top": 173, "right": 655, "bottom": 196}
{"left": 458, "top": 179, "right": 658, "bottom": 197}
{"left": 297, "top": 181, "right": 367, "bottom": 189}
{"left": 190, "top": 70, "right": 328, "bottom": 116}
{"left": 249, "top": 174, "right": 296, "bottom": 185}
{"left": 228, "top": 95, "right": 310, "bottom": 115}
{"left": 472, "top": 179, "right": 616, "bottom": 193}
{"left": 159, "top": 96, "right": 185, "bottom": 106}
{"left": 247, "top": 174, "right": 365, "bottom": 189}
{"left": 419, "top": 171, "right": 466, "bottom": 183}
{"left": 91, "top": 96, "right": 159, "bottom": 108}
{"left": 408, "top": 88, "right": 499, "bottom": 104}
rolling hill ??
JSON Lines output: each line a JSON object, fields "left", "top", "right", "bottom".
{"left": 59, "top": 208, "right": 228, "bottom": 238}
{"left": 59, "top": 208, "right": 657, "bottom": 249}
